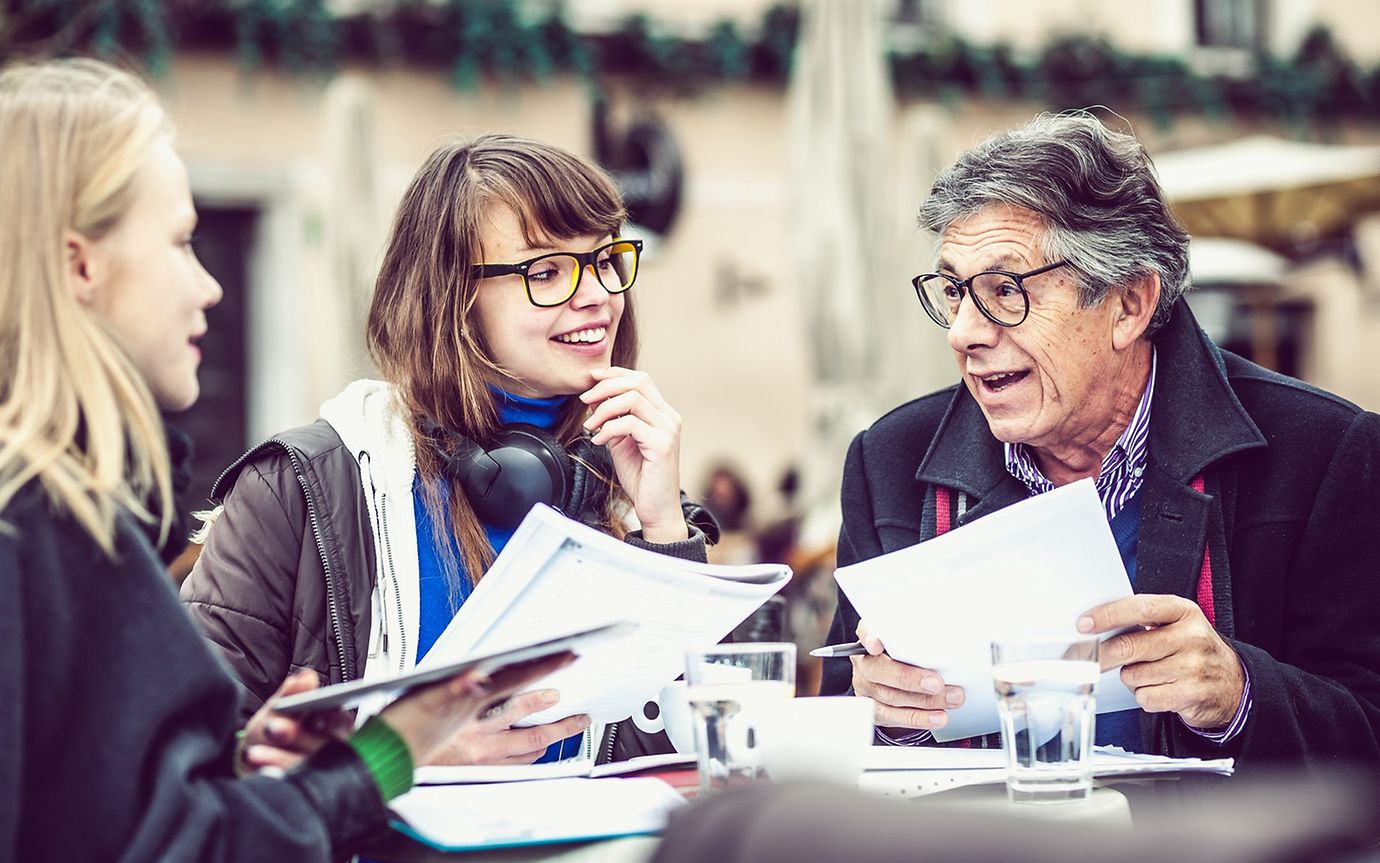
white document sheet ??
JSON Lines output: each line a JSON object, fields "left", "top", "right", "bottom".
{"left": 389, "top": 777, "right": 685, "bottom": 851}
{"left": 863, "top": 744, "right": 1233, "bottom": 775}
{"left": 834, "top": 478, "right": 1140, "bottom": 741}
{"left": 858, "top": 745, "right": 1233, "bottom": 796}
{"left": 419, "top": 504, "right": 790, "bottom": 725}
{"left": 413, "top": 752, "right": 696, "bottom": 786}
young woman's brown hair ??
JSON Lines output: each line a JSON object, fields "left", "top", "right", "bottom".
{"left": 367, "top": 134, "right": 639, "bottom": 591}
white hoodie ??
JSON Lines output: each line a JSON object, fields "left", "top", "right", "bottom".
{"left": 318, "top": 379, "right": 420, "bottom": 695}
{"left": 317, "top": 380, "right": 602, "bottom": 758}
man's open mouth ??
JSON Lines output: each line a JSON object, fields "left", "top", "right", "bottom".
{"left": 979, "top": 370, "right": 1029, "bottom": 393}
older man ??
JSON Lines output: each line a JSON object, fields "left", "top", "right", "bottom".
{"left": 821, "top": 113, "right": 1380, "bottom": 768}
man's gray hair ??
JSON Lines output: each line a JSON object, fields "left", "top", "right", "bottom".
{"left": 918, "top": 112, "right": 1190, "bottom": 335}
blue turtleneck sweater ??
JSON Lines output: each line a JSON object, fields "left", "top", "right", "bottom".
{"left": 412, "top": 390, "right": 582, "bottom": 762}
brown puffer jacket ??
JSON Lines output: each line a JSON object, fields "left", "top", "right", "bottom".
{"left": 181, "top": 419, "right": 713, "bottom": 761}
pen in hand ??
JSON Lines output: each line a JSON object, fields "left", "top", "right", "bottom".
{"left": 809, "top": 641, "right": 869, "bottom": 658}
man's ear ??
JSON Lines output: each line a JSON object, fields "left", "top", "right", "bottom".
{"left": 64, "top": 230, "right": 99, "bottom": 306}
{"left": 1112, "top": 271, "right": 1160, "bottom": 351}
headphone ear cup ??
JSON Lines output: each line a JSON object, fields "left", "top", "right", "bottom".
{"left": 464, "top": 425, "right": 571, "bottom": 529}
{"left": 565, "top": 436, "right": 615, "bottom": 526}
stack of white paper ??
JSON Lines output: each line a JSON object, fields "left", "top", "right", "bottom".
{"left": 834, "top": 479, "right": 1140, "bottom": 741}
{"left": 414, "top": 752, "right": 696, "bottom": 786}
{"left": 420, "top": 504, "right": 791, "bottom": 725}
{"left": 390, "top": 777, "right": 685, "bottom": 851}
{"left": 862, "top": 744, "right": 1234, "bottom": 776}
{"left": 858, "top": 745, "right": 1234, "bottom": 797}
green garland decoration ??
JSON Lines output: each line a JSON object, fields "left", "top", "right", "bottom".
{"left": 1, "top": 0, "right": 1376, "bottom": 129}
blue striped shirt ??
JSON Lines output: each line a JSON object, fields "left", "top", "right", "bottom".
{"left": 1002, "top": 348, "right": 1250, "bottom": 746}
{"left": 877, "top": 349, "right": 1249, "bottom": 748}
{"left": 1003, "top": 351, "right": 1157, "bottom": 520}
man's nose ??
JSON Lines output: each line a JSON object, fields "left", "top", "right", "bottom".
{"left": 947, "top": 291, "right": 999, "bottom": 353}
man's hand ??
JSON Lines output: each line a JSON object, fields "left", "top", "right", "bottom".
{"left": 850, "top": 621, "right": 964, "bottom": 732}
{"left": 1079, "top": 594, "right": 1245, "bottom": 730}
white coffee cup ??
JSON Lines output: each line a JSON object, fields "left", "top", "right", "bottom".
{"left": 752, "top": 695, "right": 874, "bottom": 785}
{"left": 631, "top": 681, "right": 696, "bottom": 754}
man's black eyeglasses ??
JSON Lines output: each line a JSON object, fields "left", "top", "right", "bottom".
{"left": 472, "top": 239, "right": 643, "bottom": 308}
{"left": 912, "top": 260, "right": 1070, "bottom": 328}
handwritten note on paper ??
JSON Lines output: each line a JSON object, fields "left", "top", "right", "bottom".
{"left": 834, "top": 478, "right": 1140, "bottom": 741}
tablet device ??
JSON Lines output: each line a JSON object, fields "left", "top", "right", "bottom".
{"left": 271, "top": 620, "right": 636, "bottom": 714}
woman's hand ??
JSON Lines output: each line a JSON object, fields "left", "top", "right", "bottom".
{"left": 238, "top": 670, "right": 353, "bottom": 776}
{"left": 380, "top": 653, "right": 576, "bottom": 766}
{"left": 422, "top": 688, "right": 591, "bottom": 766}
{"left": 581, "top": 366, "right": 687, "bottom": 544}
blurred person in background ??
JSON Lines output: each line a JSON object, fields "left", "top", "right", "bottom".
{"left": 754, "top": 467, "right": 836, "bottom": 696}
{"left": 702, "top": 462, "right": 756, "bottom": 565}
{"left": 0, "top": 58, "right": 567, "bottom": 860}
{"left": 183, "top": 134, "right": 718, "bottom": 769}
{"left": 822, "top": 113, "right": 1380, "bottom": 770}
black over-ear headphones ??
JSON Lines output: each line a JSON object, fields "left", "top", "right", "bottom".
{"left": 423, "top": 419, "right": 615, "bottom": 530}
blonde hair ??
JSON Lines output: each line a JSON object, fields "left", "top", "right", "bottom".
{"left": 368, "top": 134, "right": 637, "bottom": 596}
{"left": 0, "top": 58, "right": 175, "bottom": 556}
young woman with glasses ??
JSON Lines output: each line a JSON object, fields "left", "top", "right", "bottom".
{"left": 0, "top": 61, "right": 568, "bottom": 859}
{"left": 182, "top": 134, "right": 713, "bottom": 769}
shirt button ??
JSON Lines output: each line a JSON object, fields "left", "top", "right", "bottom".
{"left": 1133, "top": 468, "right": 1143, "bottom": 477}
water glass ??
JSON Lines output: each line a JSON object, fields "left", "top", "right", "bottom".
{"left": 991, "top": 637, "right": 1099, "bottom": 804}
{"left": 685, "top": 643, "right": 795, "bottom": 795}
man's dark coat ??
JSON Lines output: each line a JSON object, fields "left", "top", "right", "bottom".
{"left": 823, "top": 301, "right": 1380, "bottom": 771}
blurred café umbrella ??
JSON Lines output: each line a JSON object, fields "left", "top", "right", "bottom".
{"left": 310, "top": 74, "right": 384, "bottom": 407}
{"left": 787, "top": 0, "right": 897, "bottom": 546}
{"left": 1156, "top": 135, "right": 1380, "bottom": 253}
{"left": 1189, "top": 236, "right": 1288, "bottom": 285}
{"left": 1187, "top": 237, "right": 1289, "bottom": 369}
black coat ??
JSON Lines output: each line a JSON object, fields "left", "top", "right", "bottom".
{"left": 0, "top": 481, "right": 388, "bottom": 861}
{"left": 822, "top": 301, "right": 1380, "bottom": 772}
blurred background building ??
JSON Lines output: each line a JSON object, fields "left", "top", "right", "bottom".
{"left": 6, "top": 1, "right": 1380, "bottom": 682}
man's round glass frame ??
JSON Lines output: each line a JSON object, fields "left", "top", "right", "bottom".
{"left": 471, "top": 238, "right": 643, "bottom": 308}
{"left": 912, "top": 260, "right": 1070, "bottom": 329}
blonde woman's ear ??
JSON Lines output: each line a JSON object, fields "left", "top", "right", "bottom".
{"left": 63, "top": 230, "right": 99, "bottom": 305}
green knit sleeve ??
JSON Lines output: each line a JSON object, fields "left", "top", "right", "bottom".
{"left": 347, "top": 715, "right": 415, "bottom": 801}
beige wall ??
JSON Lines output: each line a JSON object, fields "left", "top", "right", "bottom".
{"left": 157, "top": 56, "right": 820, "bottom": 515}
{"left": 152, "top": 6, "right": 1380, "bottom": 523}
{"left": 942, "top": 0, "right": 1380, "bottom": 61}
{"left": 947, "top": 0, "right": 1191, "bottom": 54}
{"left": 1282, "top": 0, "right": 1380, "bottom": 61}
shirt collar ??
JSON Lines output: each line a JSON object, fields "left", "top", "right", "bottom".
{"left": 1003, "top": 349, "right": 1157, "bottom": 519}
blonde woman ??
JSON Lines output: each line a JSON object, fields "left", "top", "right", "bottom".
{"left": 0, "top": 59, "right": 566, "bottom": 860}
{"left": 183, "top": 135, "right": 717, "bottom": 767}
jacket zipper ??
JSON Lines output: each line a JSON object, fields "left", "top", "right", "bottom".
{"left": 377, "top": 492, "right": 407, "bottom": 673}
{"left": 283, "top": 446, "right": 352, "bottom": 684}
{"left": 601, "top": 720, "right": 619, "bottom": 764}
{"left": 212, "top": 439, "right": 353, "bottom": 683}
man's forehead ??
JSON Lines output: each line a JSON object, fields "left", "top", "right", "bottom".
{"left": 936, "top": 205, "right": 1046, "bottom": 272}
{"left": 937, "top": 250, "right": 1031, "bottom": 273}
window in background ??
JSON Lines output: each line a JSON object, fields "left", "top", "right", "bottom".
{"left": 1194, "top": 0, "right": 1266, "bottom": 51}
{"left": 165, "top": 204, "right": 255, "bottom": 583}
{"left": 887, "top": 0, "right": 946, "bottom": 52}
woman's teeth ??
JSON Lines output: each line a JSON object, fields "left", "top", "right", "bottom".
{"left": 555, "top": 327, "right": 606, "bottom": 344}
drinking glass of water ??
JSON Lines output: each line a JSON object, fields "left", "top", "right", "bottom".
{"left": 991, "top": 637, "right": 1099, "bottom": 804}
{"left": 685, "top": 643, "right": 795, "bottom": 795}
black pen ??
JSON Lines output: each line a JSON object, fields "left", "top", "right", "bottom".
{"left": 809, "top": 640, "right": 868, "bottom": 658}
